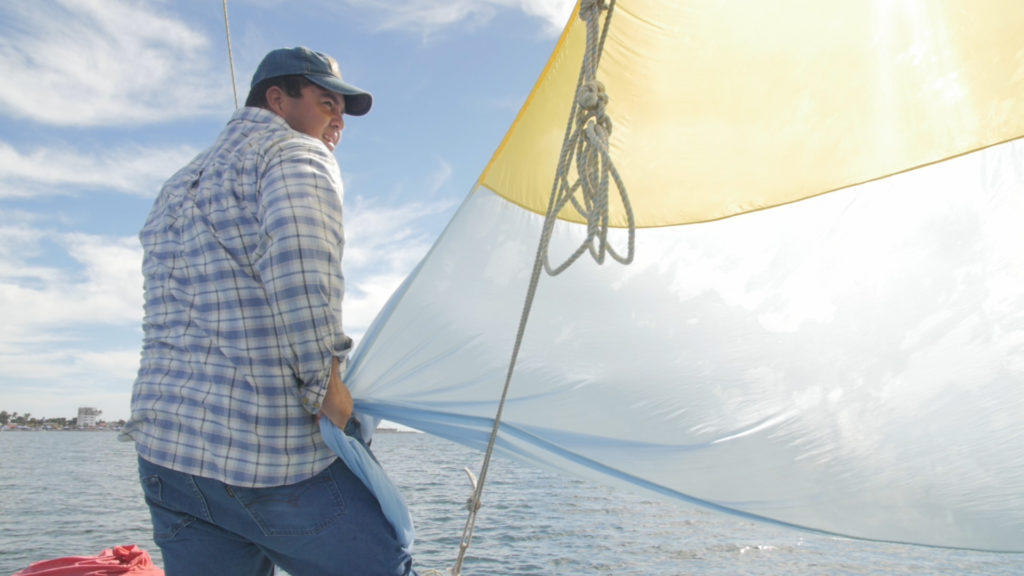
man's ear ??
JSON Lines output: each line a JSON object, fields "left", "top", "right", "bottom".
{"left": 265, "top": 85, "right": 286, "bottom": 116}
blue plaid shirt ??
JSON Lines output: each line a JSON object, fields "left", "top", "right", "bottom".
{"left": 122, "top": 107, "right": 352, "bottom": 487}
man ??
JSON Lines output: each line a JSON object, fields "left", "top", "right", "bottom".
{"left": 121, "top": 47, "right": 415, "bottom": 575}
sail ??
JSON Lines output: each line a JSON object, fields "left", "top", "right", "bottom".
{"left": 345, "top": 0, "right": 1024, "bottom": 552}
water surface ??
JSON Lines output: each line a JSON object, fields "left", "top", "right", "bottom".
{"left": 0, "top": 431, "right": 1018, "bottom": 575}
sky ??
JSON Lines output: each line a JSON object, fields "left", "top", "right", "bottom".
{"left": 0, "top": 0, "right": 576, "bottom": 422}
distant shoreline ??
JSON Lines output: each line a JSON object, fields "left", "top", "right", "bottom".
{"left": 1, "top": 425, "right": 421, "bottom": 433}
{"left": 0, "top": 426, "right": 120, "bottom": 432}
{"left": 375, "top": 427, "right": 421, "bottom": 434}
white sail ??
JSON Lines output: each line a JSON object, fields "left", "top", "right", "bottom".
{"left": 345, "top": 0, "right": 1024, "bottom": 552}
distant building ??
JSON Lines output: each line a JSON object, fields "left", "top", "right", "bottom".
{"left": 78, "top": 407, "right": 102, "bottom": 428}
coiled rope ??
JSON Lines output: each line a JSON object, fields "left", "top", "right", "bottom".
{"left": 449, "top": 1, "right": 631, "bottom": 574}
{"left": 543, "top": 0, "right": 634, "bottom": 274}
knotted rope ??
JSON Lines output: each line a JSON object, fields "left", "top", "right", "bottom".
{"left": 542, "top": 0, "right": 634, "bottom": 274}
{"left": 450, "top": 1, "right": 631, "bottom": 574}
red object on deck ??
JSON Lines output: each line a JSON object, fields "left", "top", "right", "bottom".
{"left": 12, "top": 545, "right": 163, "bottom": 576}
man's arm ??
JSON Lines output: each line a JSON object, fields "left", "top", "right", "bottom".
{"left": 255, "top": 139, "right": 352, "bottom": 415}
{"left": 320, "top": 356, "right": 353, "bottom": 428}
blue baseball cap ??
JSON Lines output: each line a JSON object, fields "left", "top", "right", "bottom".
{"left": 251, "top": 46, "right": 373, "bottom": 116}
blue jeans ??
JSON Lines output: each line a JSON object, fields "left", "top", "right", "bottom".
{"left": 138, "top": 456, "right": 416, "bottom": 576}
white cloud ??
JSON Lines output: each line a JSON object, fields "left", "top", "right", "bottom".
{"left": 515, "top": 0, "right": 577, "bottom": 30}
{"left": 0, "top": 229, "right": 143, "bottom": 421}
{"left": 343, "top": 193, "right": 457, "bottom": 339}
{"left": 0, "top": 347, "right": 139, "bottom": 391}
{"left": 340, "top": 0, "right": 575, "bottom": 36}
{"left": 0, "top": 0, "right": 228, "bottom": 126}
{"left": 0, "top": 230, "right": 142, "bottom": 334}
{"left": 0, "top": 140, "right": 197, "bottom": 198}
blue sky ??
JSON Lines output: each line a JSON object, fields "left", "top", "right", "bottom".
{"left": 0, "top": 0, "right": 574, "bottom": 422}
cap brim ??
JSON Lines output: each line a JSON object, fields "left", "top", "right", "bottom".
{"left": 307, "top": 74, "right": 373, "bottom": 116}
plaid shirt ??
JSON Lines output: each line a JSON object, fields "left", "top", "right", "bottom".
{"left": 122, "top": 107, "right": 351, "bottom": 487}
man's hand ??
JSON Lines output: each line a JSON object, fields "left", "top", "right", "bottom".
{"left": 319, "top": 357, "right": 353, "bottom": 428}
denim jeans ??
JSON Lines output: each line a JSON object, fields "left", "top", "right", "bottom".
{"left": 138, "top": 455, "right": 416, "bottom": 576}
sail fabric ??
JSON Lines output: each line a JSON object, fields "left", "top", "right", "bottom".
{"left": 345, "top": 0, "right": 1024, "bottom": 552}
{"left": 349, "top": 138, "right": 1024, "bottom": 552}
{"left": 319, "top": 419, "right": 415, "bottom": 551}
{"left": 481, "top": 0, "right": 1024, "bottom": 227}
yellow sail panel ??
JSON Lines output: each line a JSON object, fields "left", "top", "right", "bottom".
{"left": 479, "top": 0, "right": 1024, "bottom": 227}
{"left": 477, "top": 4, "right": 586, "bottom": 219}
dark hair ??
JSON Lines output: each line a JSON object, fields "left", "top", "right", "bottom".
{"left": 245, "top": 75, "right": 312, "bottom": 108}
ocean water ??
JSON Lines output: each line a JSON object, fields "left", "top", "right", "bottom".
{"left": 0, "top": 431, "right": 1019, "bottom": 575}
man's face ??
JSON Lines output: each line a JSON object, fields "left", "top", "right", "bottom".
{"left": 276, "top": 83, "right": 346, "bottom": 151}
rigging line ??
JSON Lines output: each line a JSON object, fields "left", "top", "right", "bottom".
{"left": 450, "top": 1, "right": 628, "bottom": 574}
{"left": 544, "top": 0, "right": 633, "bottom": 275}
{"left": 222, "top": 0, "right": 239, "bottom": 109}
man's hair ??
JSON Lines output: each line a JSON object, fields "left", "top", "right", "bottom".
{"left": 245, "top": 75, "right": 312, "bottom": 108}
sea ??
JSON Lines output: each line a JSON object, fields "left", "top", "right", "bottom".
{"left": 0, "top": 431, "right": 1019, "bottom": 576}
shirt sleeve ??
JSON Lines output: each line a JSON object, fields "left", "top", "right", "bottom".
{"left": 254, "top": 138, "right": 352, "bottom": 414}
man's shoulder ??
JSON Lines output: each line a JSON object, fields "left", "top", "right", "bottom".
{"left": 225, "top": 107, "right": 289, "bottom": 145}
{"left": 230, "top": 109, "right": 334, "bottom": 161}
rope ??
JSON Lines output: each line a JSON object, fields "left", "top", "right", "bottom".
{"left": 543, "top": 0, "right": 633, "bottom": 274}
{"left": 222, "top": 0, "right": 239, "bottom": 109}
{"left": 449, "top": 1, "right": 630, "bottom": 574}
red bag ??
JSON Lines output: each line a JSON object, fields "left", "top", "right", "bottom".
{"left": 12, "top": 545, "right": 163, "bottom": 576}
